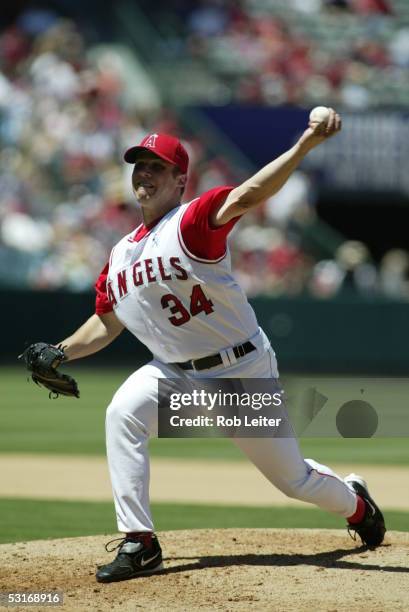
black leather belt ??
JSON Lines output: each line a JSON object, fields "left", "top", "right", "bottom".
{"left": 176, "top": 341, "right": 256, "bottom": 372}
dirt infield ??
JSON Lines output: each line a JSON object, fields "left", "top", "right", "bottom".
{"left": 1, "top": 454, "right": 408, "bottom": 509}
{"left": 1, "top": 529, "right": 408, "bottom": 611}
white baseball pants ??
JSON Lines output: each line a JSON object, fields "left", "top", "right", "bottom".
{"left": 105, "top": 329, "right": 357, "bottom": 533}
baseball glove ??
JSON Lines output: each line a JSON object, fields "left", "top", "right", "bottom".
{"left": 19, "top": 342, "right": 80, "bottom": 398}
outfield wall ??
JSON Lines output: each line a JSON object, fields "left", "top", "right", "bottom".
{"left": 4, "top": 290, "right": 409, "bottom": 373}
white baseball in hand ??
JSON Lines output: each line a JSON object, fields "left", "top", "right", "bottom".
{"left": 309, "top": 106, "right": 330, "bottom": 125}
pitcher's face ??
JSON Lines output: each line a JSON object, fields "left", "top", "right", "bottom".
{"left": 131, "top": 152, "right": 184, "bottom": 209}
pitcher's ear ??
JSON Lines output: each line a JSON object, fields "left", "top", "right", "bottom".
{"left": 178, "top": 174, "right": 187, "bottom": 188}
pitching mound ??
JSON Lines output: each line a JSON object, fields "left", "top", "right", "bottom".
{"left": 2, "top": 529, "right": 408, "bottom": 611}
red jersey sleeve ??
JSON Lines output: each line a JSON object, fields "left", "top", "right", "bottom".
{"left": 179, "top": 185, "right": 242, "bottom": 261}
{"left": 95, "top": 262, "right": 113, "bottom": 315}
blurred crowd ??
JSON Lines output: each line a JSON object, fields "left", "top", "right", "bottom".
{"left": 0, "top": 12, "right": 237, "bottom": 291}
{"left": 229, "top": 175, "right": 409, "bottom": 300}
{"left": 149, "top": 0, "right": 409, "bottom": 108}
{"left": 0, "top": 7, "right": 408, "bottom": 300}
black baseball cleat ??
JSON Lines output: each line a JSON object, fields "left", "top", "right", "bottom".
{"left": 345, "top": 473, "right": 386, "bottom": 548}
{"left": 96, "top": 534, "right": 163, "bottom": 583}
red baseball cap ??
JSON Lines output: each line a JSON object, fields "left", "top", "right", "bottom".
{"left": 124, "top": 133, "right": 189, "bottom": 174}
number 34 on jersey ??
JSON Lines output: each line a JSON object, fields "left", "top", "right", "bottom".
{"left": 107, "top": 254, "right": 214, "bottom": 328}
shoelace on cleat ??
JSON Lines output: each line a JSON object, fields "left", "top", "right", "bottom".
{"left": 104, "top": 537, "right": 128, "bottom": 553}
{"left": 347, "top": 527, "right": 358, "bottom": 542}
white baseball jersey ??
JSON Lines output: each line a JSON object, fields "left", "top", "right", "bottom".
{"left": 96, "top": 186, "right": 259, "bottom": 363}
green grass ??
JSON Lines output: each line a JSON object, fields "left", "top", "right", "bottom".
{"left": 150, "top": 437, "right": 409, "bottom": 466}
{"left": 299, "top": 438, "right": 409, "bottom": 465}
{"left": 1, "top": 366, "right": 408, "bottom": 464}
{"left": 0, "top": 498, "right": 408, "bottom": 544}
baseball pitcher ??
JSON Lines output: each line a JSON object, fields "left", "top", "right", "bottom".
{"left": 21, "top": 112, "right": 385, "bottom": 583}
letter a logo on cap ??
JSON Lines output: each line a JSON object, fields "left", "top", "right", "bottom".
{"left": 143, "top": 134, "right": 158, "bottom": 148}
